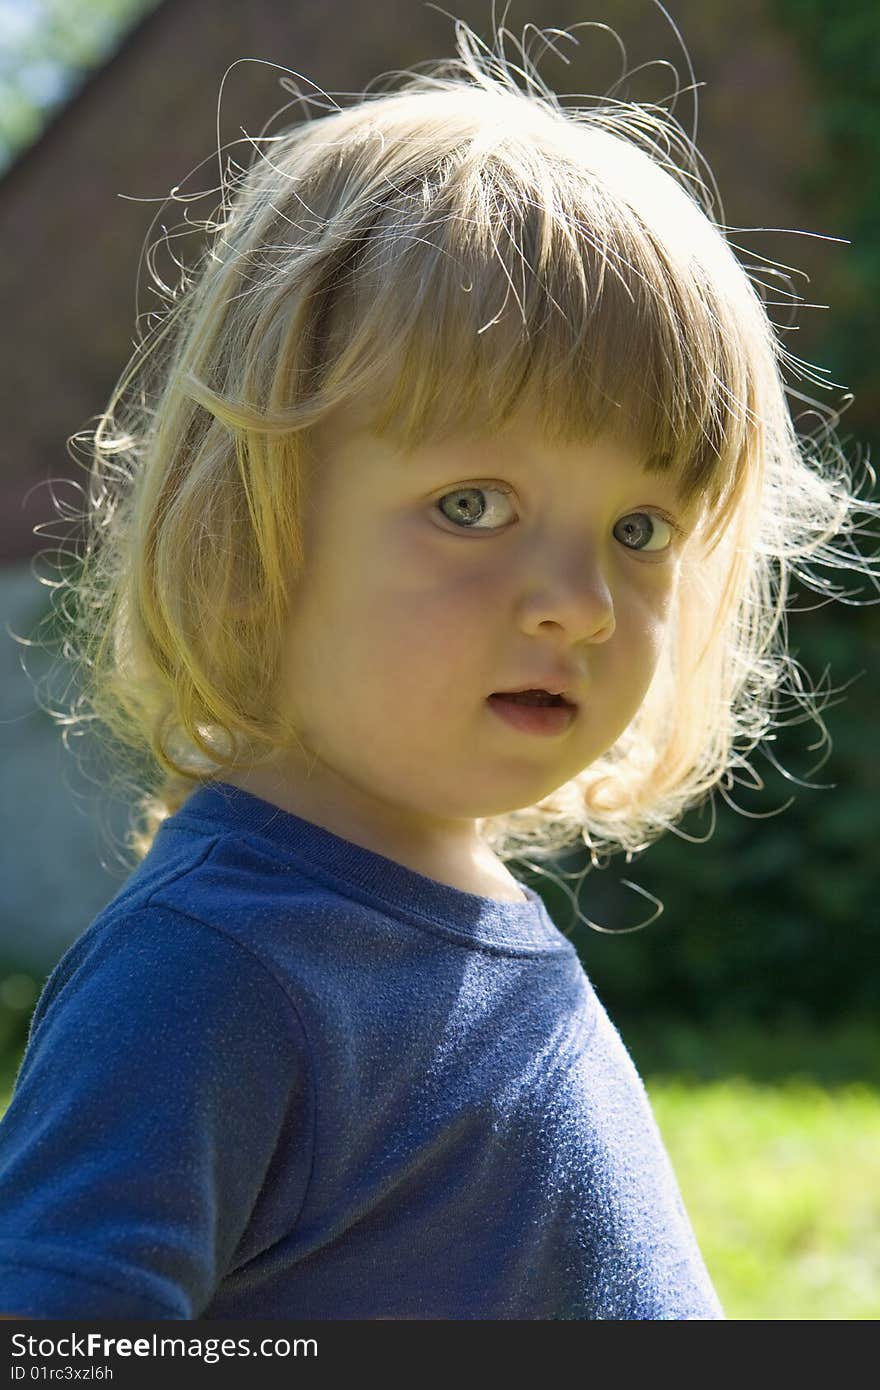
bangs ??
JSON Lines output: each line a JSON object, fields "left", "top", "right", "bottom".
{"left": 307, "top": 126, "right": 764, "bottom": 520}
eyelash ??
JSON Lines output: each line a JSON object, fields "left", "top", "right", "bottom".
{"left": 434, "top": 483, "right": 685, "bottom": 554}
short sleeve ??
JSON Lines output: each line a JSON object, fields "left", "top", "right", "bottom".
{"left": 0, "top": 906, "right": 313, "bottom": 1318}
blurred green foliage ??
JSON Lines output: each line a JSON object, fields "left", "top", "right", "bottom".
{"left": 0, "top": 969, "right": 39, "bottom": 1093}
{"left": 623, "top": 1014, "right": 880, "bottom": 1087}
{"left": 773, "top": 0, "right": 880, "bottom": 422}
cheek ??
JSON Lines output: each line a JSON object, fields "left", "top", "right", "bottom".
{"left": 365, "top": 575, "right": 492, "bottom": 703}
{"left": 609, "top": 579, "right": 676, "bottom": 685}
{"left": 299, "top": 529, "right": 493, "bottom": 699}
{"left": 638, "top": 604, "right": 671, "bottom": 666}
{"left": 627, "top": 561, "right": 679, "bottom": 634}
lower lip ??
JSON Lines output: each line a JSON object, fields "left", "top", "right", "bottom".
{"left": 486, "top": 695, "right": 577, "bottom": 737}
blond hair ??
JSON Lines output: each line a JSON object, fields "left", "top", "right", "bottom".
{"left": 34, "top": 22, "right": 878, "bottom": 873}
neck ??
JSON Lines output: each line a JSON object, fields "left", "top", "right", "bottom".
{"left": 219, "top": 759, "right": 526, "bottom": 903}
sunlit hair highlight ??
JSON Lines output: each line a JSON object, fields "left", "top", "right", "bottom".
{"left": 33, "top": 21, "right": 879, "bottom": 877}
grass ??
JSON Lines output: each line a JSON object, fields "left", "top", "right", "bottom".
{"left": 647, "top": 1076, "right": 880, "bottom": 1319}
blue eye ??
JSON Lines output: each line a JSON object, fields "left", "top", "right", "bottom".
{"left": 437, "top": 485, "right": 515, "bottom": 530}
{"left": 613, "top": 512, "right": 675, "bottom": 553}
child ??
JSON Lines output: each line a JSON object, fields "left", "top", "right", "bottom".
{"left": 0, "top": 21, "right": 875, "bottom": 1320}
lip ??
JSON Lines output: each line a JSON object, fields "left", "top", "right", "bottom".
{"left": 486, "top": 693, "right": 578, "bottom": 737}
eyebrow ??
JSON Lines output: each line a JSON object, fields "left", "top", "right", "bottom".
{"left": 398, "top": 443, "right": 672, "bottom": 489}
{"left": 393, "top": 436, "right": 709, "bottom": 531}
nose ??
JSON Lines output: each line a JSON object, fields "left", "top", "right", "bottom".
{"left": 515, "top": 537, "right": 616, "bottom": 644}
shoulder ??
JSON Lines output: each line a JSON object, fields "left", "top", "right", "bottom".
{"left": 51, "top": 803, "right": 349, "bottom": 1034}
{"left": 11, "top": 900, "right": 317, "bottom": 1211}
{"left": 0, "top": 899, "right": 317, "bottom": 1319}
{"left": 29, "top": 901, "right": 312, "bottom": 1084}
{"left": 99, "top": 810, "right": 349, "bottom": 966}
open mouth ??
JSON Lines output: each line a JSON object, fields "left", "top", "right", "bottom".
{"left": 490, "top": 689, "right": 574, "bottom": 708}
{"left": 486, "top": 690, "right": 577, "bottom": 737}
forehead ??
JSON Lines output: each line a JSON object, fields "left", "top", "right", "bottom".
{"left": 310, "top": 400, "right": 691, "bottom": 499}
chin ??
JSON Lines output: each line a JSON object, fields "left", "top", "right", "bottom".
{"left": 467, "top": 785, "right": 571, "bottom": 819}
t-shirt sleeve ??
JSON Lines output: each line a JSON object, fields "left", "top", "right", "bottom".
{"left": 0, "top": 906, "right": 313, "bottom": 1319}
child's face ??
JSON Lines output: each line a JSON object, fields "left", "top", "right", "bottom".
{"left": 269, "top": 406, "right": 689, "bottom": 854}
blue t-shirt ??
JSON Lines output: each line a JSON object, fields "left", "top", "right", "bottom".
{"left": 0, "top": 782, "right": 723, "bottom": 1319}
